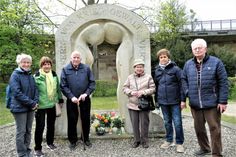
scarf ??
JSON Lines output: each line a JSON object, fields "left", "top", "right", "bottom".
{"left": 159, "top": 60, "right": 171, "bottom": 69}
{"left": 39, "top": 69, "right": 56, "bottom": 101}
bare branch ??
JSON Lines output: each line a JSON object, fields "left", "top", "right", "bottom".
{"left": 81, "top": 0, "right": 87, "bottom": 6}
{"left": 74, "top": 0, "right": 78, "bottom": 10}
{"left": 32, "top": 0, "right": 57, "bottom": 27}
{"left": 56, "top": 0, "right": 76, "bottom": 11}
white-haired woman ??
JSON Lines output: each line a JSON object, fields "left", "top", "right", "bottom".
{"left": 9, "top": 53, "right": 39, "bottom": 157}
{"left": 123, "top": 59, "right": 155, "bottom": 148}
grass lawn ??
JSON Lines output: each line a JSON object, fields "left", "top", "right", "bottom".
{"left": 182, "top": 104, "right": 236, "bottom": 124}
{"left": 222, "top": 114, "right": 236, "bottom": 124}
{"left": 91, "top": 96, "right": 118, "bottom": 110}
{"left": 0, "top": 96, "right": 119, "bottom": 126}
{"left": 0, "top": 105, "right": 14, "bottom": 126}
{"left": 0, "top": 91, "right": 14, "bottom": 126}
{"left": 0, "top": 93, "right": 236, "bottom": 126}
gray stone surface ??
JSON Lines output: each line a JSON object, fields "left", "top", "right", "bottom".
{"left": 1, "top": 115, "right": 236, "bottom": 157}
{"left": 55, "top": 3, "right": 155, "bottom": 135}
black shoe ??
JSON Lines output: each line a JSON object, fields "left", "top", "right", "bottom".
{"left": 85, "top": 141, "right": 92, "bottom": 147}
{"left": 142, "top": 142, "right": 149, "bottom": 148}
{"left": 69, "top": 143, "right": 77, "bottom": 151}
{"left": 131, "top": 142, "right": 140, "bottom": 148}
{"left": 194, "top": 149, "right": 211, "bottom": 156}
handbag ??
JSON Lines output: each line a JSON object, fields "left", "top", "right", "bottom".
{"left": 138, "top": 95, "right": 155, "bottom": 111}
{"left": 56, "top": 103, "right": 62, "bottom": 117}
{"left": 134, "top": 75, "right": 155, "bottom": 111}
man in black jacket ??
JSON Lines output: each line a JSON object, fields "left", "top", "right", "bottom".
{"left": 60, "top": 51, "right": 96, "bottom": 150}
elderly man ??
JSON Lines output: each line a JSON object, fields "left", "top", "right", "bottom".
{"left": 60, "top": 51, "right": 95, "bottom": 150}
{"left": 181, "top": 38, "right": 228, "bottom": 157}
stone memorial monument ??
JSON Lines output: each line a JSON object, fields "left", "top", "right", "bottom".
{"left": 55, "top": 4, "right": 165, "bottom": 136}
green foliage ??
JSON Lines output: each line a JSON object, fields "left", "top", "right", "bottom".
{"left": 151, "top": 0, "right": 194, "bottom": 70}
{"left": 0, "top": 24, "right": 55, "bottom": 82}
{"left": 0, "top": 0, "right": 48, "bottom": 33}
{"left": 207, "top": 44, "right": 236, "bottom": 77}
{"left": 93, "top": 80, "right": 117, "bottom": 97}
{"left": 228, "top": 77, "right": 236, "bottom": 101}
{"left": 0, "top": 0, "right": 55, "bottom": 82}
{"left": 154, "top": 0, "right": 188, "bottom": 42}
{"left": 151, "top": 36, "right": 192, "bottom": 69}
{"left": 112, "top": 116, "right": 124, "bottom": 128}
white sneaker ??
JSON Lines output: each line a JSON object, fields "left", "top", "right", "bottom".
{"left": 176, "top": 144, "right": 184, "bottom": 153}
{"left": 160, "top": 141, "right": 175, "bottom": 149}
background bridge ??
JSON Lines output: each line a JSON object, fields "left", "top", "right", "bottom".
{"left": 181, "top": 19, "right": 236, "bottom": 43}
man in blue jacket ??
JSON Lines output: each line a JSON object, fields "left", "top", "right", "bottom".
{"left": 181, "top": 38, "right": 228, "bottom": 157}
{"left": 60, "top": 51, "right": 95, "bottom": 150}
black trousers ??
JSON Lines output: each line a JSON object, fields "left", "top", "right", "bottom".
{"left": 34, "top": 107, "right": 56, "bottom": 150}
{"left": 66, "top": 97, "right": 91, "bottom": 144}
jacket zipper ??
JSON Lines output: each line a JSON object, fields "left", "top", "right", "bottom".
{"left": 164, "top": 71, "right": 168, "bottom": 103}
{"left": 198, "top": 63, "right": 203, "bottom": 108}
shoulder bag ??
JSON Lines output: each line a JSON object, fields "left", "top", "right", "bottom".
{"left": 134, "top": 75, "right": 155, "bottom": 111}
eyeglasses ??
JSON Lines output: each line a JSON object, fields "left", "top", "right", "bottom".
{"left": 193, "top": 47, "right": 205, "bottom": 51}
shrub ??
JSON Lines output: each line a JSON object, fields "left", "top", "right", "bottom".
{"left": 93, "top": 80, "right": 117, "bottom": 97}
{"left": 208, "top": 45, "right": 236, "bottom": 77}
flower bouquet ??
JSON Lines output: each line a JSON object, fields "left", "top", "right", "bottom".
{"left": 91, "top": 112, "right": 113, "bottom": 136}
{"left": 91, "top": 111, "right": 124, "bottom": 135}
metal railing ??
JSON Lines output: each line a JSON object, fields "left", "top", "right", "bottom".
{"left": 38, "top": 19, "right": 236, "bottom": 34}
{"left": 147, "top": 19, "right": 236, "bottom": 33}
{"left": 183, "top": 19, "right": 236, "bottom": 32}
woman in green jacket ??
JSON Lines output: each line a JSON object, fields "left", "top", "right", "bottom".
{"left": 34, "top": 56, "right": 64, "bottom": 157}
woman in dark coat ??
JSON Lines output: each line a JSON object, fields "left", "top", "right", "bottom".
{"left": 154, "top": 49, "right": 184, "bottom": 153}
{"left": 9, "top": 53, "right": 39, "bottom": 157}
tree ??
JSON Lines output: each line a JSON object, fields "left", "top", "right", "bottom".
{"left": 151, "top": 0, "right": 194, "bottom": 69}
{"left": 154, "top": 0, "right": 188, "bottom": 42}
{"left": 0, "top": 0, "right": 48, "bottom": 33}
{"left": 0, "top": 24, "right": 55, "bottom": 82}
{"left": 0, "top": 0, "right": 54, "bottom": 82}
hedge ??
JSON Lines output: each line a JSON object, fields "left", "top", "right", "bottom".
{"left": 93, "top": 80, "right": 117, "bottom": 97}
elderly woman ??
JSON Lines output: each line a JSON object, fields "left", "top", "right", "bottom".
{"left": 123, "top": 59, "right": 155, "bottom": 148}
{"left": 9, "top": 53, "right": 39, "bottom": 157}
{"left": 34, "top": 56, "right": 64, "bottom": 157}
{"left": 154, "top": 49, "right": 184, "bottom": 153}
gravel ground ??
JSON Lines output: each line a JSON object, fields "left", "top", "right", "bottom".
{"left": 0, "top": 115, "right": 236, "bottom": 157}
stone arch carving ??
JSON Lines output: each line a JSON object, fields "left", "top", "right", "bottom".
{"left": 55, "top": 4, "right": 151, "bottom": 135}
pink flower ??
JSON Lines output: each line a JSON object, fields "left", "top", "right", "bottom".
{"left": 110, "top": 111, "right": 116, "bottom": 117}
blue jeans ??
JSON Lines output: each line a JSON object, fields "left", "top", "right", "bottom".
{"left": 160, "top": 104, "right": 184, "bottom": 144}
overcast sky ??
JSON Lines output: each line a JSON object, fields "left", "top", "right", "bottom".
{"left": 111, "top": 0, "right": 236, "bottom": 21}
{"left": 40, "top": 0, "right": 236, "bottom": 24}
{"left": 182, "top": 0, "right": 236, "bottom": 20}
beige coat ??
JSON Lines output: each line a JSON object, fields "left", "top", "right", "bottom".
{"left": 123, "top": 73, "right": 156, "bottom": 110}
